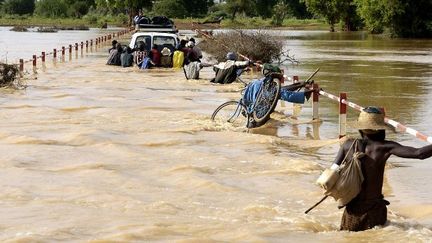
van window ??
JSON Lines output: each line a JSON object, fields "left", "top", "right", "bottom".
{"left": 154, "top": 36, "right": 176, "bottom": 53}
{"left": 135, "top": 35, "right": 151, "bottom": 51}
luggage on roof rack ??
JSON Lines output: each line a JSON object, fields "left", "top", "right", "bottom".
{"left": 135, "top": 16, "right": 177, "bottom": 33}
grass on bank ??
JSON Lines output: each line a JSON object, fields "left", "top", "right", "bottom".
{"left": 174, "top": 17, "right": 330, "bottom": 30}
{"left": 0, "top": 14, "right": 329, "bottom": 30}
{"left": 0, "top": 14, "right": 128, "bottom": 28}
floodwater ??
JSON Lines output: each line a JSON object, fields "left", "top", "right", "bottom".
{"left": 1, "top": 27, "right": 432, "bottom": 242}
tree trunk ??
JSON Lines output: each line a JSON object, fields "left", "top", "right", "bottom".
{"left": 231, "top": 7, "right": 238, "bottom": 21}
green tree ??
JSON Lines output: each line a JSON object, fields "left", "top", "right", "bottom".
{"left": 66, "top": 0, "right": 93, "bottom": 17}
{"left": 95, "top": 0, "right": 152, "bottom": 25}
{"left": 271, "top": 1, "right": 289, "bottom": 26}
{"left": 256, "top": 0, "right": 278, "bottom": 18}
{"left": 35, "top": 0, "right": 68, "bottom": 17}
{"left": 303, "top": 0, "right": 360, "bottom": 31}
{"left": 284, "top": 0, "right": 311, "bottom": 19}
{"left": 152, "top": 0, "right": 186, "bottom": 18}
{"left": 179, "top": 0, "right": 213, "bottom": 17}
{"left": 2, "top": 0, "right": 35, "bottom": 15}
{"left": 226, "top": 0, "right": 257, "bottom": 20}
{"left": 355, "top": 0, "right": 432, "bottom": 37}
{"left": 303, "top": 0, "right": 339, "bottom": 31}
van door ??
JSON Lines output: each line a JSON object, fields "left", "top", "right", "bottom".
{"left": 134, "top": 35, "right": 151, "bottom": 52}
{"left": 153, "top": 35, "right": 177, "bottom": 54}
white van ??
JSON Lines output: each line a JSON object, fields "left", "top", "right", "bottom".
{"left": 129, "top": 32, "right": 179, "bottom": 54}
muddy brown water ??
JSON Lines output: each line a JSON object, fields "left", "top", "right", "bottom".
{"left": 1, "top": 27, "right": 432, "bottom": 241}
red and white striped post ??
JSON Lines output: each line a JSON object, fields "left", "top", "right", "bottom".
{"left": 312, "top": 83, "right": 320, "bottom": 120}
{"left": 291, "top": 75, "right": 300, "bottom": 115}
{"left": 339, "top": 93, "right": 347, "bottom": 138}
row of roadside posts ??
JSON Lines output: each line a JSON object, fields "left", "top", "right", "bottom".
{"left": 18, "top": 28, "right": 133, "bottom": 75}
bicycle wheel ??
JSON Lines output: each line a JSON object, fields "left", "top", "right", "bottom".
{"left": 211, "top": 101, "right": 248, "bottom": 127}
{"left": 252, "top": 76, "right": 281, "bottom": 123}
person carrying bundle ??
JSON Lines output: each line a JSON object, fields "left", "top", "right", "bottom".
{"left": 313, "top": 106, "right": 432, "bottom": 231}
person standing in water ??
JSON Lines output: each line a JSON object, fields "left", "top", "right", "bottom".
{"left": 333, "top": 106, "right": 432, "bottom": 231}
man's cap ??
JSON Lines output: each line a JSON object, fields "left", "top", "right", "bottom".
{"left": 226, "top": 52, "right": 237, "bottom": 61}
{"left": 353, "top": 106, "right": 389, "bottom": 130}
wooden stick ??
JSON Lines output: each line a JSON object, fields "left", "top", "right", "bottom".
{"left": 304, "top": 195, "right": 328, "bottom": 214}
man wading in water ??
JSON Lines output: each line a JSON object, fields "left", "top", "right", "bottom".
{"left": 334, "top": 106, "right": 432, "bottom": 231}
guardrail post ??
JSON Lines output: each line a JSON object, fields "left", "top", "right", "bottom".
{"left": 75, "top": 43, "right": 78, "bottom": 51}
{"left": 339, "top": 93, "right": 347, "bottom": 138}
{"left": 312, "top": 83, "right": 319, "bottom": 120}
{"left": 32, "top": 55, "right": 37, "bottom": 67}
{"left": 62, "top": 46, "right": 65, "bottom": 56}
{"left": 32, "top": 54, "right": 37, "bottom": 73}
{"left": 53, "top": 48, "right": 57, "bottom": 58}
{"left": 80, "top": 42, "right": 84, "bottom": 56}
{"left": 69, "top": 44, "right": 72, "bottom": 54}
{"left": 41, "top": 52, "right": 45, "bottom": 63}
{"left": 19, "top": 59, "right": 24, "bottom": 72}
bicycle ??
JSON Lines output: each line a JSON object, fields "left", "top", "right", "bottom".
{"left": 211, "top": 70, "right": 283, "bottom": 128}
{"left": 211, "top": 67, "right": 319, "bottom": 128}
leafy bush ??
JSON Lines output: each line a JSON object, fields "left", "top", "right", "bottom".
{"left": 0, "top": 63, "right": 20, "bottom": 88}
{"left": 152, "top": 0, "right": 186, "bottom": 18}
{"left": 271, "top": 1, "right": 289, "bottom": 26}
{"left": 1, "top": 0, "right": 35, "bottom": 15}
{"left": 35, "top": 0, "right": 68, "bottom": 18}
{"left": 67, "top": 1, "right": 89, "bottom": 18}
{"left": 83, "top": 13, "right": 98, "bottom": 24}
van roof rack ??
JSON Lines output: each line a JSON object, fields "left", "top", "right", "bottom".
{"left": 135, "top": 24, "right": 178, "bottom": 33}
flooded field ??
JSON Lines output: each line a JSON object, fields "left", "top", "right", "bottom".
{"left": 1, "top": 28, "right": 432, "bottom": 242}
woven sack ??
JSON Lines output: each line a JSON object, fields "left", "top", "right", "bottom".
{"left": 319, "top": 139, "right": 365, "bottom": 207}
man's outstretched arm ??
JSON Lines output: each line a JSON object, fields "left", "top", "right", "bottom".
{"left": 389, "top": 142, "right": 432, "bottom": 159}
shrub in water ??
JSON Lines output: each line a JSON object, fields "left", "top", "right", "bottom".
{"left": 0, "top": 63, "right": 21, "bottom": 88}
{"left": 199, "top": 30, "right": 283, "bottom": 63}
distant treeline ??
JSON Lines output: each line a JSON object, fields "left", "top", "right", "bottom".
{"left": 0, "top": 0, "right": 431, "bottom": 37}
